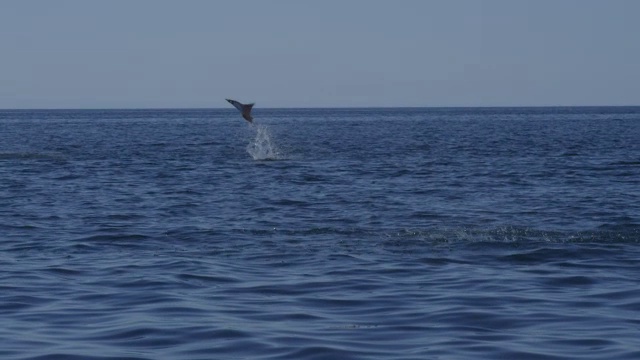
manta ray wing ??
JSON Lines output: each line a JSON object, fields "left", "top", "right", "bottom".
{"left": 226, "top": 99, "right": 254, "bottom": 123}
{"left": 226, "top": 99, "right": 244, "bottom": 112}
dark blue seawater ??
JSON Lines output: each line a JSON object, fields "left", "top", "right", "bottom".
{"left": 1, "top": 107, "right": 639, "bottom": 359}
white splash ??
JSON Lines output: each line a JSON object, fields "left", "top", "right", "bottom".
{"left": 246, "top": 124, "right": 281, "bottom": 161}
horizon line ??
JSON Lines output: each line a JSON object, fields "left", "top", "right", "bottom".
{"left": 1, "top": 104, "right": 640, "bottom": 111}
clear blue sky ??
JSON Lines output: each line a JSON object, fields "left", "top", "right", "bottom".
{"left": 1, "top": 0, "right": 639, "bottom": 108}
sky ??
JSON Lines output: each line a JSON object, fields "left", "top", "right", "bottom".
{"left": 1, "top": 0, "right": 639, "bottom": 109}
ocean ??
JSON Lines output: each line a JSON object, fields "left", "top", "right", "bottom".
{"left": 1, "top": 106, "right": 639, "bottom": 359}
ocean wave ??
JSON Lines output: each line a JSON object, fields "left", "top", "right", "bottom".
{"left": 225, "top": 225, "right": 640, "bottom": 245}
{"left": 0, "top": 152, "right": 65, "bottom": 161}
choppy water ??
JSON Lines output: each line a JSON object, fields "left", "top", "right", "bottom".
{"left": 1, "top": 107, "right": 639, "bottom": 359}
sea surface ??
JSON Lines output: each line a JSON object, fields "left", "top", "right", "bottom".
{"left": 1, "top": 106, "right": 639, "bottom": 359}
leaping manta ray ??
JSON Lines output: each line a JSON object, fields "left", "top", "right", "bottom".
{"left": 226, "top": 99, "right": 254, "bottom": 123}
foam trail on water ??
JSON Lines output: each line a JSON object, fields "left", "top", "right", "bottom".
{"left": 247, "top": 124, "right": 281, "bottom": 160}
